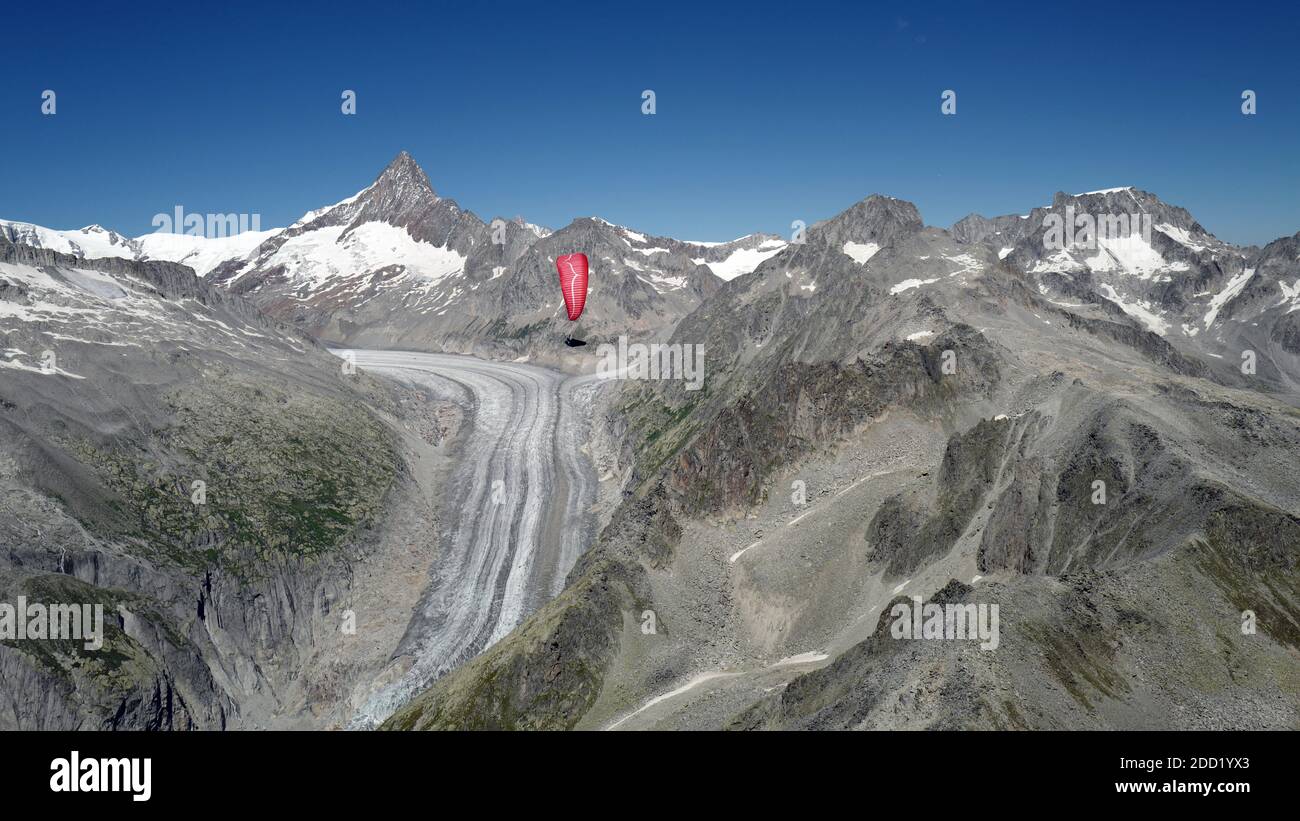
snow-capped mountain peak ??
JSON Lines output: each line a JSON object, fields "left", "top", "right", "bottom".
{"left": 0, "top": 220, "right": 137, "bottom": 261}
{"left": 1076, "top": 186, "right": 1134, "bottom": 195}
{"left": 950, "top": 188, "right": 1299, "bottom": 365}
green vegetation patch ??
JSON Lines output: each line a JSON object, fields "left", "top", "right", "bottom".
{"left": 1193, "top": 502, "right": 1300, "bottom": 651}
{"left": 66, "top": 376, "right": 398, "bottom": 577}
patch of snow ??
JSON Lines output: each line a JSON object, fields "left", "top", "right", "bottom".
{"left": 1203, "top": 267, "right": 1255, "bottom": 329}
{"left": 0, "top": 354, "right": 85, "bottom": 379}
{"left": 1031, "top": 249, "right": 1086, "bottom": 274}
{"left": 294, "top": 187, "right": 369, "bottom": 225}
{"left": 258, "top": 221, "right": 466, "bottom": 292}
{"left": 1279, "top": 278, "right": 1300, "bottom": 312}
{"left": 1154, "top": 223, "right": 1207, "bottom": 251}
{"left": 681, "top": 234, "right": 758, "bottom": 247}
{"left": 842, "top": 241, "right": 881, "bottom": 264}
{"left": 605, "top": 672, "right": 740, "bottom": 730}
{"left": 1085, "top": 232, "right": 1168, "bottom": 277}
{"left": 889, "top": 277, "right": 938, "bottom": 295}
{"left": 1098, "top": 283, "right": 1169, "bottom": 335}
{"left": 137, "top": 229, "right": 281, "bottom": 276}
{"left": 696, "top": 243, "right": 786, "bottom": 281}
{"left": 646, "top": 272, "right": 689, "bottom": 291}
{"left": 59, "top": 266, "right": 130, "bottom": 299}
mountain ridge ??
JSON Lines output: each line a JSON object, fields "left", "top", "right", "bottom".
{"left": 9, "top": 154, "right": 1299, "bottom": 381}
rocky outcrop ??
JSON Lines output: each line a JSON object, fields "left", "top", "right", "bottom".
{"left": 664, "top": 326, "right": 1001, "bottom": 514}
{"left": 731, "top": 517, "right": 1300, "bottom": 730}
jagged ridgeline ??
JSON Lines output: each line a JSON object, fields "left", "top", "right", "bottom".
{"left": 5, "top": 152, "right": 789, "bottom": 367}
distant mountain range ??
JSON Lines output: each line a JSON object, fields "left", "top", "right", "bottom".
{"left": 7, "top": 153, "right": 1298, "bottom": 382}
{"left": 4, "top": 152, "right": 787, "bottom": 363}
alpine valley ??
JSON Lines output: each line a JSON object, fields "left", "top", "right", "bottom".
{"left": 2, "top": 153, "right": 1296, "bottom": 730}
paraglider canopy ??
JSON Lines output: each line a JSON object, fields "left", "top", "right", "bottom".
{"left": 555, "top": 253, "right": 588, "bottom": 322}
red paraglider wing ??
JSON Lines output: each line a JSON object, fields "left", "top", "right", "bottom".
{"left": 555, "top": 253, "right": 589, "bottom": 321}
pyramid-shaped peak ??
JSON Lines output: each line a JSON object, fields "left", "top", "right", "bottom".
{"left": 814, "top": 194, "right": 924, "bottom": 247}
{"left": 374, "top": 151, "right": 435, "bottom": 197}
{"left": 840, "top": 194, "right": 922, "bottom": 223}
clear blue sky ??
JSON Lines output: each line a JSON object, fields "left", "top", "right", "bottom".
{"left": 3, "top": 0, "right": 1297, "bottom": 246}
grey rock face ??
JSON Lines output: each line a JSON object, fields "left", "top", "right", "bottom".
{"left": 0, "top": 244, "right": 411, "bottom": 729}
{"left": 808, "top": 193, "right": 924, "bottom": 249}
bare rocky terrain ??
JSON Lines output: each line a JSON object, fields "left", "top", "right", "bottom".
{"left": 383, "top": 190, "right": 1300, "bottom": 732}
